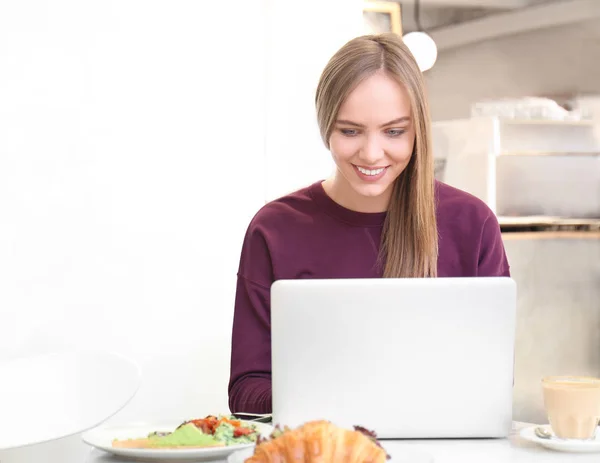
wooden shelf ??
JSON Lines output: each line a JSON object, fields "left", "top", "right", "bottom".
{"left": 502, "top": 231, "right": 600, "bottom": 240}
{"left": 499, "top": 118, "right": 595, "bottom": 126}
{"left": 498, "top": 216, "right": 600, "bottom": 226}
{"left": 496, "top": 151, "right": 600, "bottom": 157}
{"left": 499, "top": 216, "right": 600, "bottom": 238}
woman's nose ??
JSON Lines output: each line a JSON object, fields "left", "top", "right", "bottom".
{"left": 359, "top": 136, "right": 384, "bottom": 165}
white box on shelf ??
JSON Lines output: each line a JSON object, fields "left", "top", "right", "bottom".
{"left": 432, "top": 116, "right": 600, "bottom": 219}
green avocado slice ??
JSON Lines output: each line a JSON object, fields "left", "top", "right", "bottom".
{"left": 148, "top": 423, "right": 221, "bottom": 448}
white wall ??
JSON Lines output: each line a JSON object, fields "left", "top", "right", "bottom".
{"left": 424, "top": 18, "right": 600, "bottom": 121}
{"left": 264, "top": 0, "right": 364, "bottom": 200}
{"left": 0, "top": 0, "right": 266, "bottom": 461}
{"left": 0, "top": 0, "right": 363, "bottom": 462}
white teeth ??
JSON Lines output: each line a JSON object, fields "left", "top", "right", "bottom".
{"left": 357, "top": 166, "right": 385, "bottom": 176}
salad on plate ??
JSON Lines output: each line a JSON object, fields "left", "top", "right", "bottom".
{"left": 112, "top": 415, "right": 259, "bottom": 449}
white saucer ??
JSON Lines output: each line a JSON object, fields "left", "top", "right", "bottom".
{"left": 520, "top": 425, "right": 600, "bottom": 453}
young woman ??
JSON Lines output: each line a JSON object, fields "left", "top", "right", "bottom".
{"left": 228, "top": 33, "right": 510, "bottom": 414}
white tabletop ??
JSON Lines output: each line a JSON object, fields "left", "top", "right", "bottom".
{"left": 83, "top": 422, "right": 600, "bottom": 463}
{"left": 382, "top": 422, "right": 594, "bottom": 462}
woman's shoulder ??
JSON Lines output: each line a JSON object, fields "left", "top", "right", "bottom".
{"left": 237, "top": 183, "right": 323, "bottom": 276}
{"left": 247, "top": 182, "right": 322, "bottom": 232}
{"left": 435, "top": 181, "right": 509, "bottom": 277}
{"left": 435, "top": 180, "right": 496, "bottom": 224}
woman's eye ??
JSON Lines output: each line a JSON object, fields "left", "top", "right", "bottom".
{"left": 387, "top": 129, "right": 405, "bottom": 137}
{"left": 340, "top": 128, "right": 358, "bottom": 136}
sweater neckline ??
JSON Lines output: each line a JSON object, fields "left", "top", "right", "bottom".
{"left": 308, "top": 180, "right": 387, "bottom": 227}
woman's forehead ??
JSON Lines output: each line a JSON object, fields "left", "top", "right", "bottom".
{"left": 337, "top": 72, "right": 412, "bottom": 124}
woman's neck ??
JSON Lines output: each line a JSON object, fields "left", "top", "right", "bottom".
{"left": 321, "top": 173, "right": 392, "bottom": 213}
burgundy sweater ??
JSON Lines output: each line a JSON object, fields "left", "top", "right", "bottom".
{"left": 228, "top": 180, "right": 510, "bottom": 414}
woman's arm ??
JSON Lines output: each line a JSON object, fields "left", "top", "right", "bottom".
{"left": 477, "top": 212, "right": 510, "bottom": 277}
{"left": 228, "top": 218, "right": 275, "bottom": 414}
{"left": 228, "top": 275, "right": 273, "bottom": 414}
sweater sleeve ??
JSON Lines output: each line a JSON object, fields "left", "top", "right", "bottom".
{"left": 478, "top": 212, "right": 511, "bottom": 277}
{"left": 228, "top": 221, "right": 274, "bottom": 414}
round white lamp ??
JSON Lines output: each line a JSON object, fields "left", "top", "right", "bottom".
{"left": 403, "top": 31, "right": 438, "bottom": 72}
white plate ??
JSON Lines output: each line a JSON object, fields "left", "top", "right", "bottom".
{"left": 82, "top": 420, "right": 274, "bottom": 461}
{"left": 520, "top": 425, "right": 600, "bottom": 453}
{"left": 227, "top": 447, "right": 255, "bottom": 463}
{"left": 0, "top": 349, "right": 141, "bottom": 450}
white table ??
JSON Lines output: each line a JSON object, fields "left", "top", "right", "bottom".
{"left": 84, "top": 422, "right": 600, "bottom": 463}
{"left": 382, "top": 422, "right": 597, "bottom": 462}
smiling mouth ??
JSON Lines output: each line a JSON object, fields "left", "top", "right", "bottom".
{"left": 355, "top": 165, "right": 388, "bottom": 176}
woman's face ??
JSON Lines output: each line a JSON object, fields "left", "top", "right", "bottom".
{"left": 327, "top": 70, "right": 415, "bottom": 212}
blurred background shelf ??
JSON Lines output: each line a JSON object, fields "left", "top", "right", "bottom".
{"left": 432, "top": 114, "right": 600, "bottom": 425}
{"left": 499, "top": 216, "right": 600, "bottom": 238}
{"left": 498, "top": 151, "right": 600, "bottom": 157}
{"left": 500, "top": 119, "right": 595, "bottom": 126}
{"left": 498, "top": 216, "right": 600, "bottom": 226}
{"left": 432, "top": 115, "right": 600, "bottom": 219}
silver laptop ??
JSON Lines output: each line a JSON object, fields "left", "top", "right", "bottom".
{"left": 271, "top": 277, "right": 516, "bottom": 439}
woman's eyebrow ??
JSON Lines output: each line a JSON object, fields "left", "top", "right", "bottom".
{"left": 335, "top": 117, "right": 411, "bottom": 128}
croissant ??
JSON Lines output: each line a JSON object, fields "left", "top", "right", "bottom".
{"left": 245, "top": 420, "right": 389, "bottom": 462}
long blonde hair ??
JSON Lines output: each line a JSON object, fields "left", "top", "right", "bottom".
{"left": 315, "top": 33, "right": 438, "bottom": 278}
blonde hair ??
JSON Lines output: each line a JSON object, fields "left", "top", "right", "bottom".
{"left": 315, "top": 33, "right": 438, "bottom": 278}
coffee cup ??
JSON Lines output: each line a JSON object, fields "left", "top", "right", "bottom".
{"left": 542, "top": 376, "right": 600, "bottom": 440}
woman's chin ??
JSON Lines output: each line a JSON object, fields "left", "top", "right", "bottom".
{"left": 351, "top": 181, "right": 393, "bottom": 199}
